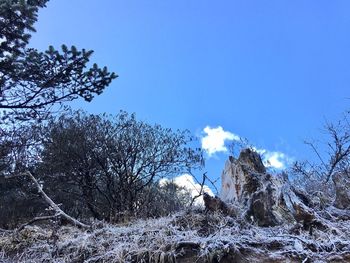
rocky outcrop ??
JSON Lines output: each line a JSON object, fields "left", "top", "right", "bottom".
{"left": 220, "top": 148, "right": 316, "bottom": 227}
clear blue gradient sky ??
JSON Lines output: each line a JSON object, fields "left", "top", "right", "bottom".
{"left": 30, "top": 1, "right": 349, "bottom": 185}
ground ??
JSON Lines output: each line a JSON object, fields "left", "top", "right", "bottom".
{"left": 1, "top": 210, "right": 350, "bottom": 263}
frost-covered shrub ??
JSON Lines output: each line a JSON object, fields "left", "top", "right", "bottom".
{"left": 34, "top": 111, "right": 203, "bottom": 222}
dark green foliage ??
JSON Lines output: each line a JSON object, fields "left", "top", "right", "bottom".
{"left": 0, "top": 0, "right": 116, "bottom": 175}
{"left": 0, "top": 0, "right": 117, "bottom": 122}
{"left": 0, "top": 0, "right": 48, "bottom": 59}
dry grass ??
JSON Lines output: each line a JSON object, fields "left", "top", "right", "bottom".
{"left": 1, "top": 210, "right": 350, "bottom": 262}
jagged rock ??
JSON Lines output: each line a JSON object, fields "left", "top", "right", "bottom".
{"left": 220, "top": 148, "right": 317, "bottom": 227}
{"left": 221, "top": 150, "right": 266, "bottom": 204}
{"left": 237, "top": 149, "right": 266, "bottom": 174}
{"left": 333, "top": 171, "right": 350, "bottom": 209}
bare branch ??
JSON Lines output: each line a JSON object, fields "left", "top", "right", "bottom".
{"left": 190, "top": 172, "right": 207, "bottom": 207}
{"left": 24, "top": 171, "right": 90, "bottom": 229}
{"left": 304, "top": 140, "right": 327, "bottom": 170}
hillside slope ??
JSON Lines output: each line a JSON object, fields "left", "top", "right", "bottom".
{"left": 1, "top": 210, "right": 350, "bottom": 263}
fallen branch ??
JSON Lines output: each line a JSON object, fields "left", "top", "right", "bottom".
{"left": 16, "top": 214, "right": 60, "bottom": 232}
{"left": 24, "top": 171, "right": 90, "bottom": 229}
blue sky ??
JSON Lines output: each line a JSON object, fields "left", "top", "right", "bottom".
{"left": 30, "top": 1, "right": 349, "bottom": 187}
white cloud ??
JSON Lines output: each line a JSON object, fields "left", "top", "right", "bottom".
{"left": 159, "top": 174, "right": 214, "bottom": 206}
{"left": 262, "top": 151, "right": 286, "bottom": 169}
{"left": 201, "top": 126, "right": 240, "bottom": 156}
{"left": 254, "top": 148, "right": 290, "bottom": 169}
{"left": 200, "top": 126, "right": 292, "bottom": 169}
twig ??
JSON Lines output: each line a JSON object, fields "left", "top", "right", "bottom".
{"left": 190, "top": 172, "right": 207, "bottom": 206}
{"left": 205, "top": 176, "right": 220, "bottom": 196}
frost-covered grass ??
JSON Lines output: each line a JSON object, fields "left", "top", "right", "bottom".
{"left": 1, "top": 211, "right": 350, "bottom": 262}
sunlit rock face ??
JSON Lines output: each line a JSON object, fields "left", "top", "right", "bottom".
{"left": 220, "top": 156, "right": 243, "bottom": 203}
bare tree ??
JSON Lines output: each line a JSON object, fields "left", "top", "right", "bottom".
{"left": 36, "top": 110, "right": 204, "bottom": 221}
{"left": 292, "top": 112, "right": 350, "bottom": 209}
